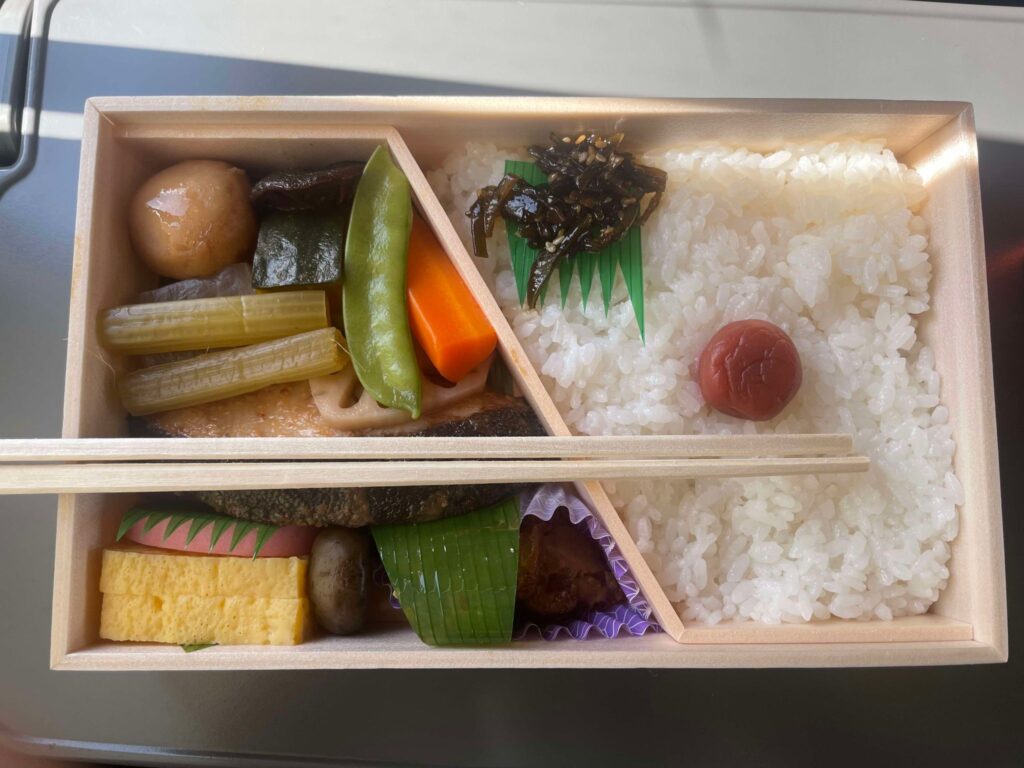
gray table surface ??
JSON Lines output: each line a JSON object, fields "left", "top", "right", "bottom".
{"left": 0, "top": 1, "right": 1021, "bottom": 765}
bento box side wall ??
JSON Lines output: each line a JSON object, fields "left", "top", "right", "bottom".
{"left": 97, "top": 96, "right": 965, "bottom": 168}
{"left": 59, "top": 635, "right": 1000, "bottom": 672}
{"left": 119, "top": 128, "right": 395, "bottom": 181}
{"left": 51, "top": 493, "right": 135, "bottom": 665}
{"left": 393, "top": 110, "right": 962, "bottom": 171}
{"left": 904, "top": 110, "right": 1007, "bottom": 659}
{"left": 62, "top": 105, "right": 161, "bottom": 440}
{"left": 52, "top": 98, "right": 1004, "bottom": 669}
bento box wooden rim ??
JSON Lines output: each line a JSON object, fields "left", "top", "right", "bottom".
{"left": 82, "top": 94, "right": 975, "bottom": 119}
{"left": 53, "top": 96, "right": 1007, "bottom": 670}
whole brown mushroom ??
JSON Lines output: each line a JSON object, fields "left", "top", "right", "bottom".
{"left": 129, "top": 159, "right": 258, "bottom": 280}
{"left": 308, "top": 528, "right": 370, "bottom": 636}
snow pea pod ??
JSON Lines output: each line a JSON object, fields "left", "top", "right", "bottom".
{"left": 343, "top": 145, "right": 421, "bottom": 418}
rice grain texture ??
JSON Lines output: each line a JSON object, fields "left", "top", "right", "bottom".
{"left": 429, "top": 141, "right": 960, "bottom": 625}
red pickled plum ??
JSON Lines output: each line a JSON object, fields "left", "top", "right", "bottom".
{"left": 697, "top": 320, "right": 802, "bottom": 421}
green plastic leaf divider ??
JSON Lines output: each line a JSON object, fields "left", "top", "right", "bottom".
{"left": 502, "top": 159, "right": 645, "bottom": 339}
{"left": 229, "top": 520, "right": 256, "bottom": 551}
{"left": 253, "top": 525, "right": 278, "bottom": 559}
{"left": 115, "top": 507, "right": 150, "bottom": 541}
{"left": 557, "top": 258, "right": 574, "bottom": 309}
{"left": 210, "top": 517, "right": 233, "bottom": 550}
{"left": 116, "top": 507, "right": 281, "bottom": 559}
{"left": 504, "top": 160, "right": 545, "bottom": 307}
{"left": 371, "top": 497, "right": 521, "bottom": 646}
{"left": 619, "top": 227, "right": 645, "bottom": 341}
{"left": 510, "top": 233, "right": 535, "bottom": 307}
{"left": 164, "top": 512, "right": 193, "bottom": 540}
{"left": 184, "top": 516, "right": 209, "bottom": 547}
{"left": 577, "top": 251, "right": 596, "bottom": 309}
{"left": 598, "top": 247, "right": 617, "bottom": 316}
{"left": 141, "top": 510, "right": 171, "bottom": 534}
{"left": 181, "top": 643, "right": 217, "bottom": 653}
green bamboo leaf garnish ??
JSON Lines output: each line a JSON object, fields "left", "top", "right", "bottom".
{"left": 505, "top": 160, "right": 546, "bottom": 306}
{"left": 141, "top": 510, "right": 172, "bottom": 534}
{"left": 184, "top": 515, "right": 213, "bottom": 547}
{"left": 619, "top": 227, "right": 645, "bottom": 341}
{"left": 115, "top": 507, "right": 151, "bottom": 541}
{"left": 558, "top": 258, "right": 573, "bottom": 308}
{"left": 372, "top": 497, "right": 521, "bottom": 646}
{"left": 209, "top": 517, "right": 233, "bottom": 550}
{"left": 502, "top": 159, "right": 646, "bottom": 336}
{"left": 116, "top": 507, "right": 280, "bottom": 558}
{"left": 229, "top": 520, "right": 256, "bottom": 552}
{"left": 598, "top": 247, "right": 617, "bottom": 316}
{"left": 505, "top": 160, "right": 547, "bottom": 188}
{"left": 252, "top": 525, "right": 277, "bottom": 561}
{"left": 163, "top": 512, "right": 193, "bottom": 541}
{"left": 578, "top": 251, "right": 596, "bottom": 309}
{"left": 181, "top": 643, "right": 217, "bottom": 653}
{"left": 509, "top": 233, "right": 535, "bottom": 307}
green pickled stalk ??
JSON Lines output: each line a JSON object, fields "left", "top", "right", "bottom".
{"left": 99, "top": 291, "right": 330, "bottom": 355}
{"left": 119, "top": 327, "right": 349, "bottom": 416}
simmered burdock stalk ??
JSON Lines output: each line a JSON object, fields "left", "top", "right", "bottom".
{"left": 118, "top": 327, "right": 349, "bottom": 416}
{"left": 99, "top": 290, "right": 330, "bottom": 355}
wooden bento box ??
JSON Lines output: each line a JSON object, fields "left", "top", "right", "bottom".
{"left": 50, "top": 96, "right": 1006, "bottom": 670}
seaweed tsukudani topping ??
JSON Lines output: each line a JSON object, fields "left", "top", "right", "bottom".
{"left": 467, "top": 131, "right": 666, "bottom": 308}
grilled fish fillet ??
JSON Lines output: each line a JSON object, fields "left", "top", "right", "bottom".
{"left": 134, "top": 382, "right": 541, "bottom": 439}
{"left": 131, "top": 383, "right": 545, "bottom": 527}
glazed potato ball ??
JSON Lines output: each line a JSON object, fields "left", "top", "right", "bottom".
{"left": 129, "top": 160, "right": 258, "bottom": 280}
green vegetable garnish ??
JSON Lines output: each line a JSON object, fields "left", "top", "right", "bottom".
{"left": 343, "top": 145, "right": 421, "bottom": 418}
{"left": 372, "top": 497, "right": 521, "bottom": 646}
{"left": 181, "top": 643, "right": 217, "bottom": 653}
{"left": 116, "top": 505, "right": 282, "bottom": 559}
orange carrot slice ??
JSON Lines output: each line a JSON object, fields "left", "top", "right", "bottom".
{"left": 406, "top": 215, "right": 497, "bottom": 382}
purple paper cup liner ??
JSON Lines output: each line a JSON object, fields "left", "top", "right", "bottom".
{"left": 514, "top": 484, "right": 661, "bottom": 641}
{"left": 376, "top": 485, "right": 662, "bottom": 641}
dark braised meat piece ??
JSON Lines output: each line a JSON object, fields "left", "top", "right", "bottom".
{"left": 467, "top": 132, "right": 666, "bottom": 307}
{"left": 516, "top": 508, "right": 625, "bottom": 621}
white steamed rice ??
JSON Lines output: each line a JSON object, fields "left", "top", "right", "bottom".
{"left": 428, "top": 140, "right": 961, "bottom": 625}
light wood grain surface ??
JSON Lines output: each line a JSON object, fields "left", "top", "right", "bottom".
{"left": 0, "top": 433, "right": 854, "bottom": 462}
{"left": 50, "top": 618, "right": 990, "bottom": 673}
{"left": 4, "top": 456, "right": 869, "bottom": 494}
{"left": 48, "top": 96, "right": 1006, "bottom": 669}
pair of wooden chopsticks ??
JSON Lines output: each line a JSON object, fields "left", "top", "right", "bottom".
{"left": 0, "top": 434, "right": 867, "bottom": 494}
